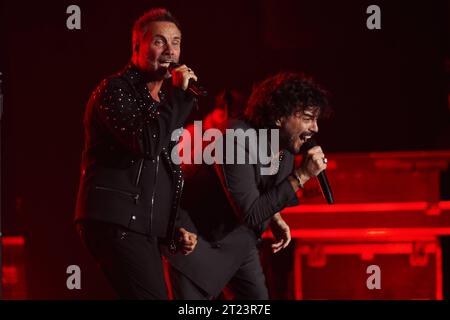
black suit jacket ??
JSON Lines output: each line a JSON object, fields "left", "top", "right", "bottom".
{"left": 75, "top": 63, "right": 195, "bottom": 243}
{"left": 164, "top": 119, "right": 299, "bottom": 296}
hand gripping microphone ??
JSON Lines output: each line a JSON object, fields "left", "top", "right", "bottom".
{"left": 301, "top": 138, "right": 334, "bottom": 204}
{"left": 168, "top": 63, "right": 208, "bottom": 97}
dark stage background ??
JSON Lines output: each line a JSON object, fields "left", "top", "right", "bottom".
{"left": 0, "top": 0, "right": 448, "bottom": 298}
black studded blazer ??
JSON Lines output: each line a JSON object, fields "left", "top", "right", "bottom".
{"left": 75, "top": 63, "right": 195, "bottom": 245}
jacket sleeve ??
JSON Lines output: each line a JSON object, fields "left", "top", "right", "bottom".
{"left": 174, "top": 207, "right": 198, "bottom": 234}
{"left": 92, "top": 76, "right": 195, "bottom": 158}
{"left": 215, "top": 137, "right": 298, "bottom": 229}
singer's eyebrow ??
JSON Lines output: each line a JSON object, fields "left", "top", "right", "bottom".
{"left": 154, "top": 34, "right": 181, "bottom": 42}
{"left": 154, "top": 34, "right": 167, "bottom": 41}
{"left": 302, "top": 112, "right": 315, "bottom": 117}
{"left": 303, "top": 108, "right": 321, "bottom": 118}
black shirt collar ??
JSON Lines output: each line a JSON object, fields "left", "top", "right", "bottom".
{"left": 123, "top": 62, "right": 166, "bottom": 102}
{"left": 123, "top": 62, "right": 145, "bottom": 85}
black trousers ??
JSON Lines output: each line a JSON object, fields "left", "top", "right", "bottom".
{"left": 77, "top": 220, "right": 168, "bottom": 300}
{"left": 168, "top": 245, "right": 269, "bottom": 300}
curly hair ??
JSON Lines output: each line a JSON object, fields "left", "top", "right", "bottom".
{"left": 244, "top": 72, "right": 330, "bottom": 129}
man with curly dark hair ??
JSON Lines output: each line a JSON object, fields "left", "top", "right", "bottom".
{"left": 245, "top": 72, "right": 330, "bottom": 154}
{"left": 165, "top": 72, "right": 331, "bottom": 299}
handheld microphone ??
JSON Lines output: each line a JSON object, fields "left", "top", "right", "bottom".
{"left": 301, "top": 138, "right": 334, "bottom": 204}
{"left": 168, "top": 63, "right": 208, "bottom": 97}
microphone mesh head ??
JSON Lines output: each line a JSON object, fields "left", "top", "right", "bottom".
{"left": 300, "top": 138, "right": 318, "bottom": 154}
{"left": 168, "top": 62, "right": 180, "bottom": 72}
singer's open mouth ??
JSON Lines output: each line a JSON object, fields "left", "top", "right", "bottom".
{"left": 158, "top": 59, "right": 173, "bottom": 66}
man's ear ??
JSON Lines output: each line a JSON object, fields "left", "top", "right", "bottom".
{"left": 275, "top": 118, "right": 282, "bottom": 127}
